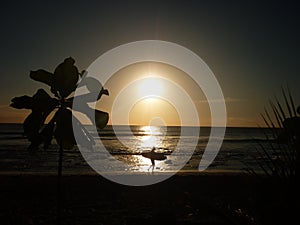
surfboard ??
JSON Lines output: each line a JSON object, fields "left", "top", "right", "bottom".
{"left": 141, "top": 151, "right": 167, "bottom": 161}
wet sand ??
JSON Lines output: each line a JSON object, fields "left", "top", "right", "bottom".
{"left": 0, "top": 173, "right": 296, "bottom": 225}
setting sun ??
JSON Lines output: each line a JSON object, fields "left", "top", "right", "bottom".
{"left": 100, "top": 62, "right": 207, "bottom": 126}
{"left": 138, "top": 76, "right": 164, "bottom": 97}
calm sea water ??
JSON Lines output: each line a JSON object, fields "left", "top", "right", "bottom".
{"left": 0, "top": 124, "right": 274, "bottom": 175}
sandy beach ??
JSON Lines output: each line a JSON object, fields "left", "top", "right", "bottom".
{"left": 0, "top": 125, "right": 297, "bottom": 224}
{"left": 0, "top": 173, "right": 296, "bottom": 225}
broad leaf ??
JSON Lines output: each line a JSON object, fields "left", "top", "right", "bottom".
{"left": 40, "top": 117, "right": 55, "bottom": 149}
{"left": 81, "top": 106, "right": 109, "bottom": 129}
{"left": 32, "top": 89, "right": 58, "bottom": 113}
{"left": 23, "top": 111, "right": 44, "bottom": 151}
{"left": 54, "top": 108, "right": 76, "bottom": 149}
{"left": 95, "top": 110, "right": 109, "bottom": 129}
{"left": 11, "top": 89, "right": 58, "bottom": 113}
{"left": 66, "top": 90, "right": 108, "bottom": 106}
{"left": 84, "top": 77, "right": 103, "bottom": 93}
{"left": 12, "top": 89, "right": 58, "bottom": 150}
{"left": 282, "top": 117, "right": 300, "bottom": 139}
{"left": 52, "top": 57, "right": 79, "bottom": 98}
{"left": 70, "top": 101, "right": 109, "bottom": 129}
{"left": 25, "top": 114, "right": 57, "bottom": 151}
{"left": 10, "top": 96, "right": 33, "bottom": 109}
{"left": 76, "top": 76, "right": 109, "bottom": 99}
{"left": 11, "top": 57, "right": 109, "bottom": 152}
{"left": 30, "top": 69, "right": 53, "bottom": 86}
{"left": 23, "top": 111, "right": 43, "bottom": 140}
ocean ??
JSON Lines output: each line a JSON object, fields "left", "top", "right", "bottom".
{"left": 0, "top": 123, "right": 274, "bottom": 175}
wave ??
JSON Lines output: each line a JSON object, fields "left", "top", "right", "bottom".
{"left": 0, "top": 125, "right": 272, "bottom": 145}
{"left": 222, "top": 138, "right": 272, "bottom": 143}
{"left": 0, "top": 134, "right": 272, "bottom": 143}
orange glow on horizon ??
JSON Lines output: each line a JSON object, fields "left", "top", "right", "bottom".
{"left": 129, "top": 97, "right": 180, "bottom": 126}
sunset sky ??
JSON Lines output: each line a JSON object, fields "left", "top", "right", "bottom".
{"left": 0, "top": 0, "right": 299, "bottom": 127}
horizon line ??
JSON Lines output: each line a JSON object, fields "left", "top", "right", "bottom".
{"left": 0, "top": 122, "right": 268, "bottom": 129}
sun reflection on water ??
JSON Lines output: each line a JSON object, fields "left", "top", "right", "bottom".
{"left": 139, "top": 126, "right": 163, "bottom": 148}
{"left": 135, "top": 126, "right": 167, "bottom": 172}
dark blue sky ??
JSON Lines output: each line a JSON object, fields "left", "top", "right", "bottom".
{"left": 0, "top": 0, "right": 299, "bottom": 125}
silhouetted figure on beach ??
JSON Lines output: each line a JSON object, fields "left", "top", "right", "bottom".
{"left": 142, "top": 147, "right": 167, "bottom": 171}
{"left": 150, "top": 147, "right": 156, "bottom": 168}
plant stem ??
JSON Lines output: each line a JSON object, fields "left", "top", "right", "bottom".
{"left": 57, "top": 144, "right": 63, "bottom": 225}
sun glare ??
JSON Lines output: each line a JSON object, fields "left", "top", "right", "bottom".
{"left": 129, "top": 97, "right": 181, "bottom": 126}
{"left": 139, "top": 126, "right": 162, "bottom": 148}
{"left": 138, "top": 77, "right": 164, "bottom": 97}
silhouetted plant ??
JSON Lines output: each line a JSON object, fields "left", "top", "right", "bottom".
{"left": 10, "top": 57, "right": 109, "bottom": 224}
{"left": 245, "top": 86, "right": 298, "bottom": 182}
{"left": 240, "top": 87, "right": 299, "bottom": 225}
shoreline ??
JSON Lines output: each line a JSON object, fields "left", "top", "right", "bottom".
{"left": 0, "top": 170, "right": 296, "bottom": 225}
{"left": 0, "top": 169, "right": 250, "bottom": 177}
{"left": 0, "top": 170, "right": 268, "bottom": 186}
